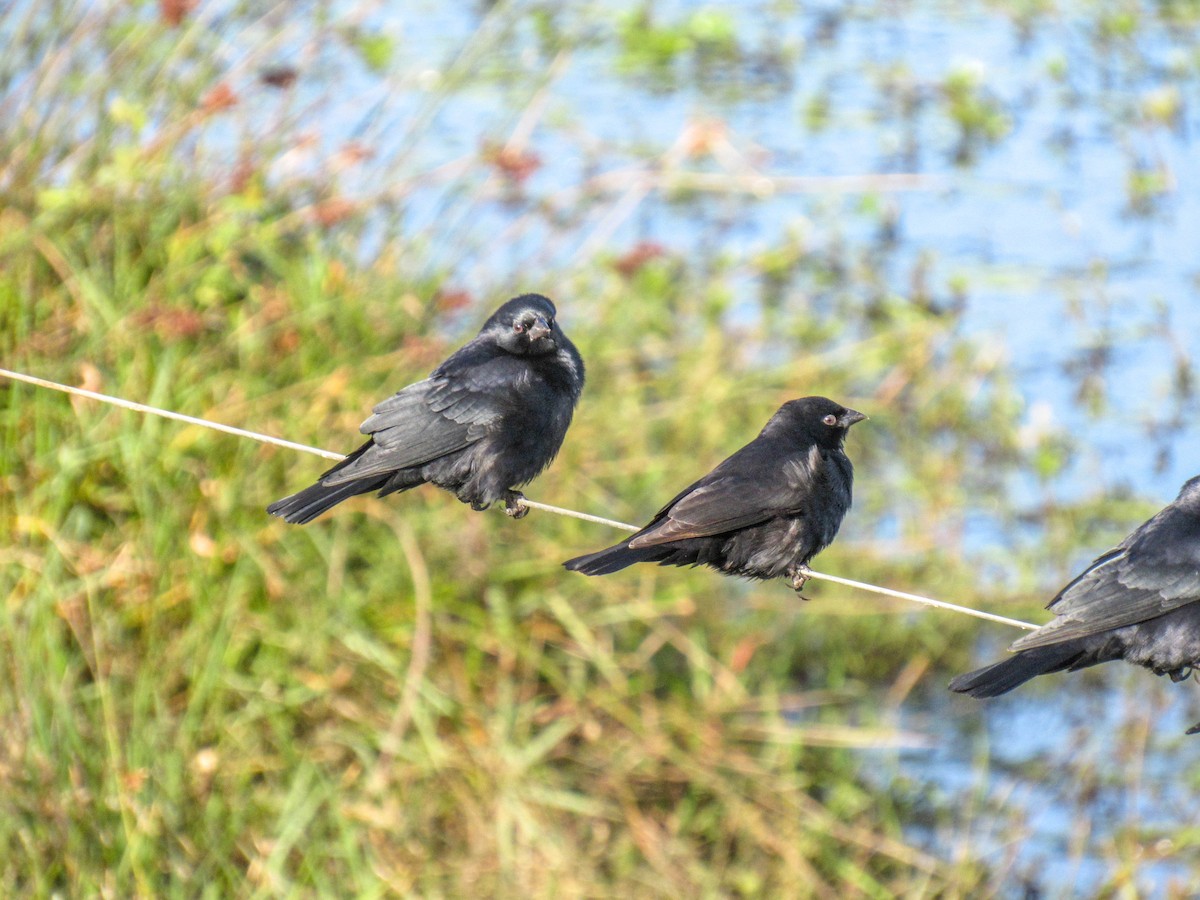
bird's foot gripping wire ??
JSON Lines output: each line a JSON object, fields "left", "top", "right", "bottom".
{"left": 1169, "top": 666, "right": 1193, "bottom": 683}
{"left": 503, "top": 490, "right": 530, "bottom": 519}
{"left": 788, "top": 565, "right": 814, "bottom": 599}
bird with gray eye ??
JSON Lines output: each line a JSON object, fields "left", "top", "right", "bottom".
{"left": 267, "top": 293, "right": 584, "bottom": 524}
{"left": 950, "top": 475, "right": 1200, "bottom": 735}
{"left": 563, "top": 396, "right": 867, "bottom": 594}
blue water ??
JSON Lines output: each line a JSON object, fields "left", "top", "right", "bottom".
{"left": 300, "top": 0, "right": 1200, "bottom": 496}
{"left": 889, "top": 672, "right": 1200, "bottom": 895}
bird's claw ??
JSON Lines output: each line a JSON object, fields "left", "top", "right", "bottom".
{"left": 789, "top": 565, "right": 813, "bottom": 598}
{"left": 504, "top": 491, "right": 530, "bottom": 519}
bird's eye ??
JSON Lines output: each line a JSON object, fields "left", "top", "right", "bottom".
{"left": 513, "top": 322, "right": 526, "bottom": 333}
{"left": 822, "top": 414, "right": 837, "bottom": 426}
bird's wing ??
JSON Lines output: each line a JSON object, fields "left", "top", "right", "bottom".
{"left": 1012, "top": 508, "right": 1200, "bottom": 650}
{"left": 322, "top": 374, "right": 499, "bottom": 484}
{"left": 629, "top": 445, "right": 817, "bottom": 548}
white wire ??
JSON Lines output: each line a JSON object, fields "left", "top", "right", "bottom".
{"left": 1, "top": 366, "right": 1038, "bottom": 630}
{"left": 0, "top": 368, "right": 344, "bottom": 461}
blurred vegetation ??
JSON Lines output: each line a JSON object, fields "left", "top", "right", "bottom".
{"left": 2, "top": 0, "right": 1198, "bottom": 896}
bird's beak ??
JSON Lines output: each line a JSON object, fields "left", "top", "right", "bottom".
{"left": 840, "top": 408, "right": 867, "bottom": 427}
{"left": 528, "top": 316, "right": 552, "bottom": 341}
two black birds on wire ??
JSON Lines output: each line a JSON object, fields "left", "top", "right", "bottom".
{"left": 267, "top": 293, "right": 865, "bottom": 597}
{"left": 269, "top": 294, "right": 1200, "bottom": 734}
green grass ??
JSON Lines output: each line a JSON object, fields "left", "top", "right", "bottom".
{"left": 0, "top": 185, "right": 1028, "bottom": 895}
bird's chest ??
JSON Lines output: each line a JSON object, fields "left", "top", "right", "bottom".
{"left": 505, "top": 360, "right": 577, "bottom": 429}
{"left": 493, "top": 370, "right": 569, "bottom": 435}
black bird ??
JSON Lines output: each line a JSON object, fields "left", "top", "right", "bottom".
{"left": 950, "top": 476, "right": 1200, "bottom": 734}
{"left": 563, "top": 396, "right": 867, "bottom": 592}
{"left": 268, "top": 294, "right": 584, "bottom": 524}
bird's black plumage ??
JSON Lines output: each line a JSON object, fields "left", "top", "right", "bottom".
{"left": 267, "top": 294, "right": 584, "bottom": 524}
{"left": 563, "top": 397, "right": 867, "bottom": 590}
{"left": 950, "top": 475, "right": 1200, "bottom": 734}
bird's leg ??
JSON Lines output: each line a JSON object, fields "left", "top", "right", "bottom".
{"left": 787, "top": 565, "right": 814, "bottom": 599}
{"left": 503, "top": 490, "right": 530, "bottom": 519}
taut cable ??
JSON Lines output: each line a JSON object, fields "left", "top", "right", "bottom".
{"left": 1, "top": 368, "right": 344, "bottom": 462}
{"left": 1, "top": 366, "right": 1038, "bottom": 631}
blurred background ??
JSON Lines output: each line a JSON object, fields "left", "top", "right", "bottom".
{"left": 2, "top": 0, "right": 1199, "bottom": 895}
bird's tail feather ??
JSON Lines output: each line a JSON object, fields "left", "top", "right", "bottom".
{"left": 948, "top": 643, "right": 1086, "bottom": 698}
{"left": 564, "top": 541, "right": 662, "bottom": 576}
{"left": 267, "top": 478, "right": 384, "bottom": 525}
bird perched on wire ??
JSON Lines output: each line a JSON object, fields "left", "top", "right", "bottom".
{"left": 563, "top": 396, "right": 867, "bottom": 593}
{"left": 268, "top": 294, "right": 584, "bottom": 524}
{"left": 950, "top": 475, "right": 1200, "bottom": 734}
